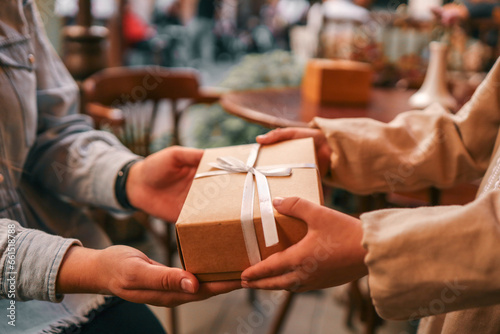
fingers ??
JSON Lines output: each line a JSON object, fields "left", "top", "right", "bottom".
{"left": 241, "top": 247, "right": 296, "bottom": 282}
{"left": 240, "top": 197, "right": 327, "bottom": 281}
{"left": 172, "top": 146, "right": 203, "bottom": 167}
{"left": 132, "top": 264, "right": 200, "bottom": 294}
{"left": 241, "top": 271, "right": 302, "bottom": 291}
{"left": 256, "top": 128, "right": 303, "bottom": 144}
{"left": 257, "top": 128, "right": 324, "bottom": 145}
{"left": 123, "top": 280, "right": 241, "bottom": 307}
{"left": 272, "top": 197, "right": 326, "bottom": 227}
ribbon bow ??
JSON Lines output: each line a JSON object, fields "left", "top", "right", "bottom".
{"left": 195, "top": 144, "right": 316, "bottom": 265}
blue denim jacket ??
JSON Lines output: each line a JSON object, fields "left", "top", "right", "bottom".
{"left": 0, "top": 1, "right": 138, "bottom": 332}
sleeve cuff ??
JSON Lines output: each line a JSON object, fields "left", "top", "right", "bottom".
{"left": 309, "top": 117, "right": 345, "bottom": 184}
{"left": 1, "top": 221, "right": 82, "bottom": 302}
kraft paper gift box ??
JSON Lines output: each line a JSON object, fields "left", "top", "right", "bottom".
{"left": 176, "top": 138, "right": 324, "bottom": 282}
{"left": 302, "top": 59, "right": 373, "bottom": 105}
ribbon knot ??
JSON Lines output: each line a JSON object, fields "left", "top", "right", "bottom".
{"left": 209, "top": 157, "right": 294, "bottom": 177}
{"left": 195, "top": 144, "right": 317, "bottom": 265}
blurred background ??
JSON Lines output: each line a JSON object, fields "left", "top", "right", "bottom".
{"left": 36, "top": 0, "right": 499, "bottom": 333}
{"left": 40, "top": 0, "right": 500, "bottom": 150}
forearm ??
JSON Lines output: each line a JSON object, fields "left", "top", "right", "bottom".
{"left": 24, "top": 116, "right": 140, "bottom": 211}
{"left": 26, "top": 2, "right": 140, "bottom": 212}
{"left": 312, "top": 107, "right": 483, "bottom": 194}
{"left": 361, "top": 190, "right": 500, "bottom": 320}
{"left": 313, "top": 58, "right": 500, "bottom": 194}
{"left": 56, "top": 246, "right": 105, "bottom": 295}
{"left": 0, "top": 220, "right": 81, "bottom": 301}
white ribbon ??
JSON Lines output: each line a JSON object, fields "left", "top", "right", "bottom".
{"left": 195, "top": 144, "right": 317, "bottom": 265}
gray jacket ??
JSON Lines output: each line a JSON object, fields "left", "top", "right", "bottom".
{"left": 0, "top": 0, "right": 138, "bottom": 332}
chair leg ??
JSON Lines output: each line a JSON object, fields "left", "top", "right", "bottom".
{"left": 346, "top": 280, "right": 384, "bottom": 334}
{"left": 171, "top": 100, "right": 180, "bottom": 146}
{"left": 168, "top": 307, "right": 178, "bottom": 334}
{"left": 345, "top": 281, "right": 364, "bottom": 329}
{"left": 164, "top": 223, "right": 179, "bottom": 334}
{"left": 266, "top": 292, "right": 295, "bottom": 334}
{"left": 165, "top": 223, "right": 174, "bottom": 267}
{"left": 365, "top": 300, "right": 379, "bottom": 334}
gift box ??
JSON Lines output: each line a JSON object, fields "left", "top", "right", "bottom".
{"left": 302, "top": 59, "right": 373, "bottom": 105}
{"left": 176, "top": 138, "right": 324, "bottom": 282}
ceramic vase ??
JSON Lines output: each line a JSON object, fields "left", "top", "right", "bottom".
{"left": 409, "top": 42, "right": 458, "bottom": 110}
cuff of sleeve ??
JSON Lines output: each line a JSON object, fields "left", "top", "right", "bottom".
{"left": 48, "top": 239, "right": 82, "bottom": 302}
{"left": 90, "top": 149, "right": 142, "bottom": 212}
{"left": 309, "top": 117, "right": 342, "bottom": 183}
{"left": 3, "top": 223, "right": 82, "bottom": 302}
{"left": 360, "top": 209, "right": 408, "bottom": 320}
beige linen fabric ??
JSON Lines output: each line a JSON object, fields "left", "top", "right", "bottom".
{"left": 312, "top": 58, "right": 500, "bottom": 333}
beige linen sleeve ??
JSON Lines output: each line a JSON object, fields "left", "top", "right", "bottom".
{"left": 361, "top": 190, "right": 500, "bottom": 320}
{"left": 311, "top": 58, "right": 500, "bottom": 194}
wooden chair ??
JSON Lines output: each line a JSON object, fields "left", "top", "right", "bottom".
{"left": 82, "top": 66, "right": 219, "bottom": 148}
{"left": 81, "top": 66, "right": 219, "bottom": 334}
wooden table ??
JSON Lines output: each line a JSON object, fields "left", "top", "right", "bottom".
{"left": 220, "top": 87, "right": 416, "bottom": 128}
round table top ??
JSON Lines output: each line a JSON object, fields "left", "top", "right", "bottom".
{"left": 220, "top": 87, "right": 416, "bottom": 128}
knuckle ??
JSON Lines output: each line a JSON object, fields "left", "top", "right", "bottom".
{"left": 286, "top": 197, "right": 302, "bottom": 212}
{"left": 170, "top": 145, "right": 182, "bottom": 153}
{"left": 161, "top": 274, "right": 173, "bottom": 291}
{"left": 284, "top": 280, "right": 301, "bottom": 292}
{"left": 119, "top": 272, "right": 137, "bottom": 289}
{"left": 274, "top": 128, "right": 285, "bottom": 136}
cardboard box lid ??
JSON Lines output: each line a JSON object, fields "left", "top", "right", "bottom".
{"left": 177, "top": 138, "right": 319, "bottom": 226}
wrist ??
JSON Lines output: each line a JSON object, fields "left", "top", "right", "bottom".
{"left": 56, "top": 246, "right": 104, "bottom": 294}
{"left": 125, "top": 159, "right": 144, "bottom": 211}
{"left": 116, "top": 159, "right": 143, "bottom": 211}
{"left": 354, "top": 223, "right": 369, "bottom": 277}
{"left": 318, "top": 145, "right": 333, "bottom": 177}
{"left": 342, "top": 218, "right": 369, "bottom": 279}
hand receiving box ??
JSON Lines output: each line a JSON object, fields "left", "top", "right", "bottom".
{"left": 176, "top": 138, "right": 324, "bottom": 282}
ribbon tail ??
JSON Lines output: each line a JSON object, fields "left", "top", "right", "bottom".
{"left": 240, "top": 172, "right": 262, "bottom": 265}
{"left": 254, "top": 170, "right": 279, "bottom": 247}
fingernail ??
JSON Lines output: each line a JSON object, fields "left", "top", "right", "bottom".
{"left": 241, "top": 281, "right": 249, "bottom": 288}
{"left": 256, "top": 135, "right": 266, "bottom": 140}
{"left": 273, "top": 197, "right": 284, "bottom": 207}
{"left": 181, "top": 278, "right": 195, "bottom": 293}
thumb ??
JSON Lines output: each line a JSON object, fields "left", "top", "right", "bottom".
{"left": 256, "top": 128, "right": 298, "bottom": 145}
{"left": 273, "top": 197, "right": 325, "bottom": 229}
{"left": 431, "top": 6, "right": 442, "bottom": 14}
{"left": 172, "top": 147, "right": 203, "bottom": 167}
{"left": 140, "top": 264, "right": 200, "bottom": 294}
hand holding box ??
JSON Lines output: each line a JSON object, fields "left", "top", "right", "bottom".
{"left": 176, "top": 138, "right": 324, "bottom": 282}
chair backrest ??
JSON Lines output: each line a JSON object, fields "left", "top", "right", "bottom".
{"left": 83, "top": 66, "right": 201, "bottom": 105}
{"left": 82, "top": 66, "right": 202, "bottom": 155}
